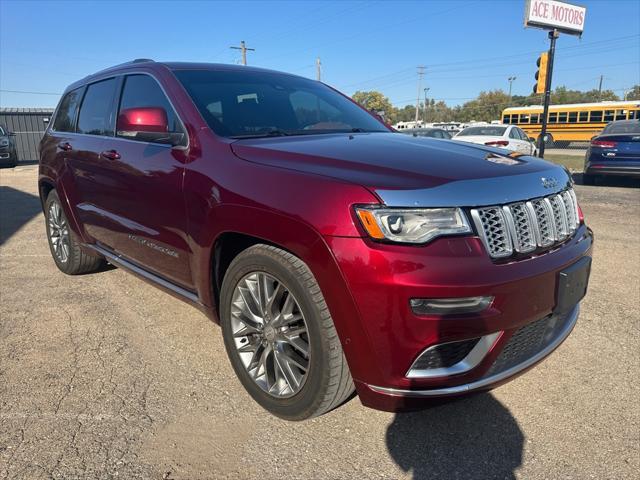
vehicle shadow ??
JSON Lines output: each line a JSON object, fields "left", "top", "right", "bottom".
{"left": 386, "top": 393, "right": 523, "bottom": 480}
{"left": 572, "top": 172, "right": 640, "bottom": 188}
{"left": 0, "top": 186, "right": 42, "bottom": 245}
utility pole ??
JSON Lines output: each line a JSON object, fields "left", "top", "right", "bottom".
{"left": 508, "top": 76, "right": 517, "bottom": 99}
{"left": 538, "top": 29, "right": 559, "bottom": 159}
{"left": 415, "top": 66, "right": 425, "bottom": 123}
{"left": 230, "top": 41, "right": 255, "bottom": 66}
{"left": 423, "top": 87, "right": 430, "bottom": 122}
{"left": 597, "top": 75, "right": 603, "bottom": 101}
{"left": 316, "top": 57, "right": 322, "bottom": 81}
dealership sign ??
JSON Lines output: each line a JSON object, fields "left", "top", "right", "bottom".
{"left": 524, "top": 0, "right": 586, "bottom": 35}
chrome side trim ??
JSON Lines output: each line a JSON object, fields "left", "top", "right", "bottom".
{"left": 88, "top": 244, "right": 200, "bottom": 303}
{"left": 368, "top": 306, "right": 579, "bottom": 397}
{"left": 406, "top": 331, "right": 502, "bottom": 379}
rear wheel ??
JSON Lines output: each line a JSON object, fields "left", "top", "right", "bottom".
{"left": 45, "top": 191, "right": 104, "bottom": 274}
{"left": 220, "top": 244, "right": 354, "bottom": 420}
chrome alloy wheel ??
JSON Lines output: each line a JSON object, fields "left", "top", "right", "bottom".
{"left": 230, "top": 272, "right": 310, "bottom": 398}
{"left": 48, "top": 201, "right": 70, "bottom": 263}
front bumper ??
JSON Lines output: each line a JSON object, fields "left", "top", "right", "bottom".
{"left": 325, "top": 224, "right": 593, "bottom": 411}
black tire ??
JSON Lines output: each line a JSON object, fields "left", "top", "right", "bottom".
{"left": 220, "top": 244, "right": 354, "bottom": 420}
{"left": 45, "top": 190, "right": 104, "bottom": 275}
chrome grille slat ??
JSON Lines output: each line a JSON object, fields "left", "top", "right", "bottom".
{"left": 472, "top": 188, "right": 580, "bottom": 259}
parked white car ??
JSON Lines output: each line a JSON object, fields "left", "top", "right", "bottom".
{"left": 454, "top": 124, "right": 537, "bottom": 155}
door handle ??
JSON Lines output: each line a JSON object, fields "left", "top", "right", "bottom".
{"left": 100, "top": 149, "right": 121, "bottom": 161}
{"left": 57, "top": 142, "right": 72, "bottom": 152}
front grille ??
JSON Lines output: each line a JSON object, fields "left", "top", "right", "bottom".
{"left": 411, "top": 338, "right": 480, "bottom": 370}
{"left": 471, "top": 188, "right": 580, "bottom": 259}
{"left": 487, "top": 312, "right": 569, "bottom": 376}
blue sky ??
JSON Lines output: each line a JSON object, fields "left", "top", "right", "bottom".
{"left": 1, "top": 0, "right": 638, "bottom": 108}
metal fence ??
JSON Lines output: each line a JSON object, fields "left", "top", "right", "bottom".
{"left": 0, "top": 108, "right": 54, "bottom": 162}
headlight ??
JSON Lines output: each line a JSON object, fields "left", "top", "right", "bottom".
{"left": 0, "top": 139, "right": 9, "bottom": 147}
{"left": 355, "top": 207, "right": 471, "bottom": 244}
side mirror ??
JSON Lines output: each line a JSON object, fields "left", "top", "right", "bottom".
{"left": 116, "top": 107, "right": 183, "bottom": 145}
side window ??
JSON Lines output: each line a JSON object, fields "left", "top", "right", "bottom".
{"left": 519, "top": 114, "right": 530, "bottom": 124}
{"left": 530, "top": 114, "right": 540, "bottom": 124}
{"left": 549, "top": 112, "right": 558, "bottom": 123}
{"left": 568, "top": 112, "right": 578, "bottom": 123}
{"left": 558, "top": 112, "right": 567, "bottom": 123}
{"left": 503, "top": 115, "right": 510, "bottom": 124}
{"left": 615, "top": 109, "right": 627, "bottom": 121}
{"left": 517, "top": 128, "right": 528, "bottom": 140}
{"left": 510, "top": 114, "right": 519, "bottom": 124}
{"left": 52, "top": 88, "right": 82, "bottom": 132}
{"left": 508, "top": 128, "right": 519, "bottom": 139}
{"left": 604, "top": 110, "right": 614, "bottom": 122}
{"left": 579, "top": 111, "right": 589, "bottom": 122}
{"left": 591, "top": 110, "right": 603, "bottom": 122}
{"left": 118, "top": 74, "right": 184, "bottom": 140}
{"left": 77, "top": 78, "right": 117, "bottom": 136}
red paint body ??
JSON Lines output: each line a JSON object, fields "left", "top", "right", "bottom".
{"left": 39, "top": 62, "right": 593, "bottom": 412}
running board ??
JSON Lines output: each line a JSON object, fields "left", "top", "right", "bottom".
{"left": 87, "top": 244, "right": 200, "bottom": 304}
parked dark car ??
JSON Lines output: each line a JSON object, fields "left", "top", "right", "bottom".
{"left": 39, "top": 60, "right": 593, "bottom": 420}
{"left": 0, "top": 124, "right": 18, "bottom": 167}
{"left": 401, "top": 127, "right": 452, "bottom": 139}
{"left": 584, "top": 119, "right": 640, "bottom": 184}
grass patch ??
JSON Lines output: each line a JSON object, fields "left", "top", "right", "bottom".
{"left": 543, "top": 154, "right": 584, "bottom": 172}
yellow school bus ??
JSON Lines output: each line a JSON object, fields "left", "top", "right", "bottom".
{"left": 501, "top": 101, "right": 640, "bottom": 146}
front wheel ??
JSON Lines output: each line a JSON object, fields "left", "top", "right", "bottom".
{"left": 220, "top": 244, "right": 354, "bottom": 420}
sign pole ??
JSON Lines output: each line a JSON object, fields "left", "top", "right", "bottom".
{"left": 538, "top": 28, "right": 559, "bottom": 158}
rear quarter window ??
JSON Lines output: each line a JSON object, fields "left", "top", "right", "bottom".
{"left": 53, "top": 88, "right": 83, "bottom": 132}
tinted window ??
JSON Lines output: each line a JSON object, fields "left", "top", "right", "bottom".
{"left": 615, "top": 109, "right": 627, "bottom": 121}
{"left": 632, "top": 110, "right": 640, "bottom": 120}
{"left": 549, "top": 112, "right": 558, "bottom": 123}
{"left": 77, "top": 79, "right": 117, "bottom": 136}
{"left": 530, "top": 114, "right": 540, "bottom": 124}
{"left": 519, "top": 114, "right": 530, "bottom": 124}
{"left": 508, "top": 128, "right": 519, "bottom": 139}
{"left": 558, "top": 112, "right": 567, "bottom": 123}
{"left": 568, "top": 112, "right": 578, "bottom": 123}
{"left": 53, "top": 88, "right": 82, "bottom": 132}
{"left": 511, "top": 114, "right": 518, "bottom": 124}
{"left": 502, "top": 115, "right": 510, "bottom": 124}
{"left": 603, "top": 122, "right": 640, "bottom": 134}
{"left": 591, "top": 110, "right": 603, "bottom": 122}
{"left": 579, "top": 111, "right": 589, "bottom": 122}
{"left": 604, "top": 110, "right": 614, "bottom": 122}
{"left": 517, "top": 128, "right": 529, "bottom": 140}
{"left": 173, "top": 69, "right": 388, "bottom": 138}
{"left": 458, "top": 126, "right": 507, "bottom": 136}
{"left": 118, "top": 74, "right": 184, "bottom": 140}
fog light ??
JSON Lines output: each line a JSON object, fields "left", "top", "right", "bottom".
{"left": 410, "top": 296, "right": 493, "bottom": 315}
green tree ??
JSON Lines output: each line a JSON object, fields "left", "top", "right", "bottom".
{"left": 456, "top": 90, "right": 511, "bottom": 122}
{"left": 625, "top": 85, "right": 640, "bottom": 101}
{"left": 351, "top": 90, "right": 395, "bottom": 122}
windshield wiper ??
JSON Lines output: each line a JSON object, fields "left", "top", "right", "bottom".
{"left": 230, "top": 129, "right": 291, "bottom": 139}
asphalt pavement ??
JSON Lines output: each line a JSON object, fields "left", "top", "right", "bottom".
{"left": 1, "top": 165, "right": 638, "bottom": 480}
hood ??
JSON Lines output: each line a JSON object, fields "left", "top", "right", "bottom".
{"left": 230, "top": 132, "right": 571, "bottom": 207}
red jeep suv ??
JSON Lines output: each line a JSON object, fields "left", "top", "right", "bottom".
{"left": 39, "top": 60, "right": 593, "bottom": 420}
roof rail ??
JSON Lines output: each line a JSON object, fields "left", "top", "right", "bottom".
{"left": 132, "top": 58, "right": 154, "bottom": 63}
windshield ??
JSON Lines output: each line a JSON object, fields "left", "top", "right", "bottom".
{"left": 457, "top": 126, "right": 507, "bottom": 137}
{"left": 173, "top": 69, "right": 390, "bottom": 138}
{"left": 603, "top": 121, "right": 640, "bottom": 134}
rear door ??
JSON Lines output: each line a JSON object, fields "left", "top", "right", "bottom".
{"left": 76, "top": 73, "right": 193, "bottom": 289}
